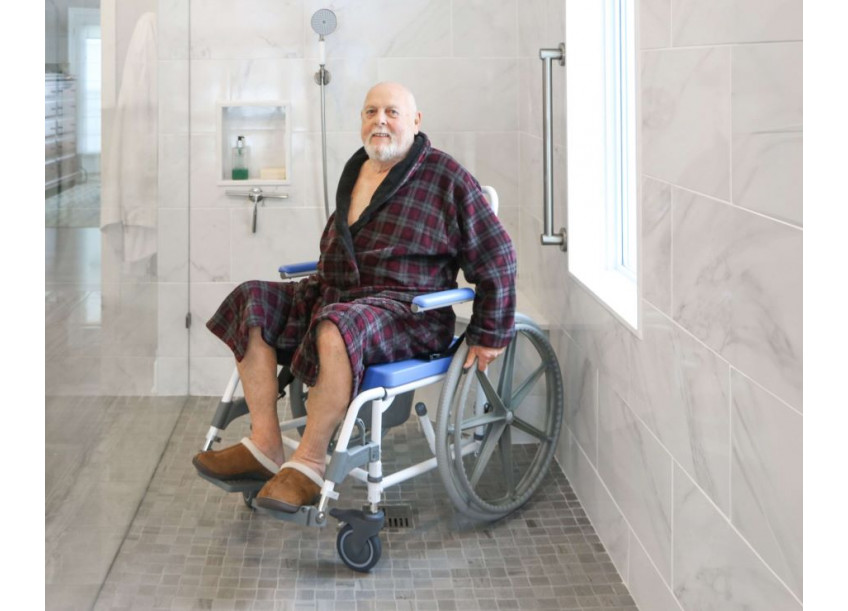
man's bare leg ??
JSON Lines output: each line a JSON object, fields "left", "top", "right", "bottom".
{"left": 237, "top": 326, "right": 285, "bottom": 466}
{"left": 288, "top": 320, "right": 352, "bottom": 477}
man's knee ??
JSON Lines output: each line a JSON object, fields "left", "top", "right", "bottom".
{"left": 315, "top": 320, "right": 346, "bottom": 356}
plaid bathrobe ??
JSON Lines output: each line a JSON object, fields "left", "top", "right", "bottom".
{"left": 207, "top": 133, "right": 516, "bottom": 397}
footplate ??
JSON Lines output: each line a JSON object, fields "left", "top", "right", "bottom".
{"left": 196, "top": 470, "right": 266, "bottom": 494}
{"left": 254, "top": 503, "right": 328, "bottom": 527}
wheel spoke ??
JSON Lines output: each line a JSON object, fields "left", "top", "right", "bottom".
{"left": 457, "top": 412, "right": 506, "bottom": 432}
{"left": 497, "top": 336, "right": 517, "bottom": 399}
{"left": 509, "top": 363, "right": 547, "bottom": 411}
{"left": 474, "top": 369, "right": 507, "bottom": 414}
{"left": 469, "top": 420, "right": 507, "bottom": 488}
{"left": 498, "top": 425, "right": 515, "bottom": 496}
{"left": 511, "top": 415, "right": 551, "bottom": 441}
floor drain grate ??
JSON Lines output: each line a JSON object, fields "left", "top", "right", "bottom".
{"left": 377, "top": 503, "right": 414, "bottom": 529}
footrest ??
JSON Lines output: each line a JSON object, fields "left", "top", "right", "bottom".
{"left": 196, "top": 470, "right": 266, "bottom": 494}
{"left": 254, "top": 503, "right": 328, "bottom": 527}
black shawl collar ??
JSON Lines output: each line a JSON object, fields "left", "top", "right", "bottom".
{"left": 334, "top": 133, "right": 430, "bottom": 259}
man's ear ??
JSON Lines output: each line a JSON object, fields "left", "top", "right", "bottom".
{"left": 414, "top": 111, "right": 422, "bottom": 134}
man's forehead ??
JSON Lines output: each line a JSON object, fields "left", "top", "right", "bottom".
{"left": 362, "top": 86, "right": 413, "bottom": 109}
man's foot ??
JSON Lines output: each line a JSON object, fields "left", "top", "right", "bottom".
{"left": 193, "top": 437, "right": 280, "bottom": 482}
{"left": 254, "top": 462, "right": 323, "bottom": 513}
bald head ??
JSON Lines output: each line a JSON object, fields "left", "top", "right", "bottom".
{"left": 363, "top": 82, "right": 418, "bottom": 113}
{"left": 360, "top": 82, "right": 422, "bottom": 165}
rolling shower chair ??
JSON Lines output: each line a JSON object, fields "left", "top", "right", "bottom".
{"left": 196, "top": 187, "right": 565, "bottom": 572}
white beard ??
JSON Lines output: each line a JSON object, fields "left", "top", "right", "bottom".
{"left": 365, "top": 132, "right": 414, "bottom": 162}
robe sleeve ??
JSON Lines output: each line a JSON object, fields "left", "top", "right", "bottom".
{"left": 453, "top": 174, "right": 517, "bottom": 349}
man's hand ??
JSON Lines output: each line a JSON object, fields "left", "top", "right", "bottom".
{"left": 463, "top": 344, "right": 506, "bottom": 372}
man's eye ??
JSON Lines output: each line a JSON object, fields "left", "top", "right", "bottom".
{"left": 388, "top": 110, "right": 399, "bottom": 117}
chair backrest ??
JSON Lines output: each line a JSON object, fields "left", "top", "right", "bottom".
{"left": 481, "top": 185, "right": 499, "bottom": 216}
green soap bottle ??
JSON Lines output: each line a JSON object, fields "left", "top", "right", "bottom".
{"left": 231, "top": 135, "right": 250, "bottom": 180}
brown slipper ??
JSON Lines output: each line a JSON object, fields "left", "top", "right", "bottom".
{"left": 254, "top": 462, "right": 323, "bottom": 513}
{"left": 192, "top": 438, "right": 279, "bottom": 482}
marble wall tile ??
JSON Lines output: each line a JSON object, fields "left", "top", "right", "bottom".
{"left": 189, "top": 282, "right": 238, "bottom": 358}
{"left": 158, "top": 133, "right": 189, "bottom": 208}
{"left": 157, "top": 0, "right": 189, "bottom": 60}
{"left": 628, "top": 535, "right": 683, "bottom": 610}
{"left": 189, "top": 207, "right": 230, "bottom": 282}
{"left": 100, "top": 282, "right": 159, "bottom": 357}
{"left": 306, "top": 0, "right": 452, "bottom": 60}
{"left": 671, "top": 0, "right": 802, "bottom": 46}
{"left": 642, "top": 177, "right": 672, "bottom": 314}
{"left": 517, "top": 0, "right": 564, "bottom": 59}
{"left": 641, "top": 0, "right": 672, "bottom": 49}
{"left": 518, "top": 57, "right": 566, "bottom": 149}
{"left": 99, "top": 357, "right": 157, "bottom": 395}
{"left": 157, "top": 283, "right": 189, "bottom": 358}
{"left": 561, "top": 430, "right": 630, "bottom": 579}
{"left": 563, "top": 281, "right": 631, "bottom": 402}
{"left": 189, "top": 0, "right": 303, "bottom": 60}
{"left": 190, "top": 59, "right": 307, "bottom": 134}
{"left": 642, "top": 47, "right": 731, "bottom": 200}
{"left": 672, "top": 189, "right": 802, "bottom": 410}
{"left": 673, "top": 465, "right": 801, "bottom": 611}
{"left": 731, "top": 371, "right": 802, "bottom": 598}
{"left": 629, "top": 302, "right": 731, "bottom": 513}
{"left": 158, "top": 60, "right": 190, "bottom": 134}
{"left": 158, "top": 207, "right": 189, "bottom": 282}
{"left": 301, "top": 58, "right": 379, "bottom": 133}
{"left": 563, "top": 334, "right": 598, "bottom": 466}
{"left": 190, "top": 356, "right": 243, "bottom": 396}
{"left": 154, "top": 356, "right": 189, "bottom": 395}
{"left": 377, "top": 58, "right": 520, "bottom": 133}
{"left": 731, "top": 42, "right": 802, "bottom": 226}
{"left": 190, "top": 133, "right": 227, "bottom": 207}
{"left": 427, "top": 131, "right": 521, "bottom": 216}
{"left": 599, "top": 384, "right": 673, "bottom": 582}
{"left": 229, "top": 206, "right": 326, "bottom": 282}
{"left": 518, "top": 132, "right": 544, "bottom": 225}
{"left": 453, "top": 0, "right": 518, "bottom": 57}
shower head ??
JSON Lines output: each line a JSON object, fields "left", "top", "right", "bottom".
{"left": 311, "top": 9, "right": 337, "bottom": 39}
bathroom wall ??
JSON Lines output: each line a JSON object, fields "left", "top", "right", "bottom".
{"left": 519, "top": 1, "right": 802, "bottom": 609}
{"left": 172, "top": 0, "right": 525, "bottom": 394}
{"left": 154, "top": 1, "right": 803, "bottom": 608}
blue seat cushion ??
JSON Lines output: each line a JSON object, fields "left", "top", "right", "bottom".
{"left": 360, "top": 353, "right": 455, "bottom": 392}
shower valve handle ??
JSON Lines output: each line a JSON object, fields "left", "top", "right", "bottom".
{"left": 225, "top": 188, "right": 289, "bottom": 234}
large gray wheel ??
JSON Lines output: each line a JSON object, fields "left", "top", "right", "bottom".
{"left": 435, "top": 315, "right": 564, "bottom": 520}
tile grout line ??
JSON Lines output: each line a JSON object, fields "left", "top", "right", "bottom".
{"left": 89, "top": 396, "right": 192, "bottom": 611}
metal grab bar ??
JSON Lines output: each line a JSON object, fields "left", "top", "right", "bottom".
{"left": 539, "top": 43, "right": 568, "bottom": 251}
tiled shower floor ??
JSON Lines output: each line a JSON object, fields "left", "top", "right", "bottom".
{"left": 51, "top": 396, "right": 637, "bottom": 610}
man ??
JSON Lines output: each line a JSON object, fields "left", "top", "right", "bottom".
{"left": 193, "top": 82, "right": 516, "bottom": 513}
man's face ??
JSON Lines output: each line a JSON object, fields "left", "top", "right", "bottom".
{"left": 360, "top": 84, "right": 421, "bottom": 163}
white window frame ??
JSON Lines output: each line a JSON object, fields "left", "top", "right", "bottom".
{"left": 566, "top": 0, "right": 640, "bottom": 330}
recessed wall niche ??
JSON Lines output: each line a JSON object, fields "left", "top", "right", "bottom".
{"left": 217, "top": 102, "right": 291, "bottom": 185}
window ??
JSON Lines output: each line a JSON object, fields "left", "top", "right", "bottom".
{"left": 566, "top": 0, "right": 638, "bottom": 329}
{"left": 69, "top": 8, "right": 102, "bottom": 156}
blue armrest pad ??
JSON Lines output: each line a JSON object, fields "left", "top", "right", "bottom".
{"left": 279, "top": 261, "right": 318, "bottom": 278}
{"left": 411, "top": 287, "right": 475, "bottom": 313}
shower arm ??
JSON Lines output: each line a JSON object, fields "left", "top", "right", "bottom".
{"left": 539, "top": 43, "right": 568, "bottom": 251}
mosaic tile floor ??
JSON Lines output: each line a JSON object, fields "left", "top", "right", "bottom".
{"left": 92, "top": 397, "right": 637, "bottom": 610}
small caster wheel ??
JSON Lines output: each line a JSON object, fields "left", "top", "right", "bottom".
{"left": 242, "top": 490, "right": 257, "bottom": 510}
{"left": 336, "top": 524, "right": 381, "bottom": 572}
